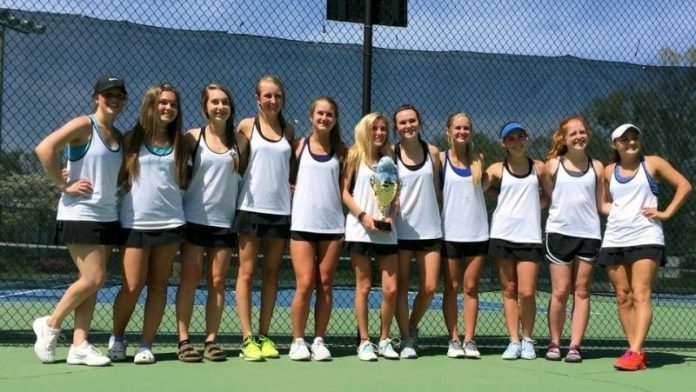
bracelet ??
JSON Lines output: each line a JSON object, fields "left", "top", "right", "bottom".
{"left": 357, "top": 211, "right": 366, "bottom": 223}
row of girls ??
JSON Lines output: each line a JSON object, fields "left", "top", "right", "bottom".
{"left": 32, "top": 74, "right": 691, "bottom": 371}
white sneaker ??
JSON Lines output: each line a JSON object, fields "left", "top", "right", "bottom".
{"left": 378, "top": 338, "right": 400, "bottom": 360}
{"left": 502, "top": 341, "right": 522, "bottom": 360}
{"left": 399, "top": 338, "right": 417, "bottom": 359}
{"left": 289, "top": 338, "right": 311, "bottom": 361}
{"left": 66, "top": 342, "right": 111, "bottom": 366}
{"left": 520, "top": 338, "right": 537, "bottom": 360}
{"left": 463, "top": 340, "right": 481, "bottom": 359}
{"left": 357, "top": 340, "right": 377, "bottom": 361}
{"left": 107, "top": 336, "right": 127, "bottom": 362}
{"left": 133, "top": 346, "right": 156, "bottom": 364}
{"left": 310, "top": 337, "right": 332, "bottom": 361}
{"left": 447, "top": 339, "right": 465, "bottom": 358}
{"left": 32, "top": 316, "right": 60, "bottom": 363}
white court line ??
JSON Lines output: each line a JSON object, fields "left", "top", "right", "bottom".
{"left": 0, "top": 284, "right": 70, "bottom": 299}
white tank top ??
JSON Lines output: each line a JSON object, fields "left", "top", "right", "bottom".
{"left": 291, "top": 138, "right": 344, "bottom": 234}
{"left": 441, "top": 151, "right": 489, "bottom": 242}
{"left": 120, "top": 144, "right": 185, "bottom": 230}
{"left": 394, "top": 142, "right": 442, "bottom": 240}
{"left": 489, "top": 159, "right": 542, "bottom": 244}
{"left": 57, "top": 114, "right": 122, "bottom": 222}
{"left": 183, "top": 129, "right": 241, "bottom": 228}
{"left": 344, "top": 161, "right": 398, "bottom": 244}
{"left": 236, "top": 119, "right": 291, "bottom": 215}
{"left": 546, "top": 157, "right": 601, "bottom": 239}
{"left": 602, "top": 158, "right": 664, "bottom": 247}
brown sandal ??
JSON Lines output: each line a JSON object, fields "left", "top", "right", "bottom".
{"left": 203, "top": 342, "right": 227, "bottom": 361}
{"left": 177, "top": 343, "right": 203, "bottom": 363}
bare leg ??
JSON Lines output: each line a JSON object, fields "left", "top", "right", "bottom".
{"left": 112, "top": 246, "right": 150, "bottom": 337}
{"left": 442, "top": 257, "right": 462, "bottom": 341}
{"left": 606, "top": 264, "right": 634, "bottom": 348}
{"left": 48, "top": 244, "right": 110, "bottom": 346}
{"left": 313, "top": 239, "right": 342, "bottom": 338}
{"left": 378, "top": 253, "right": 398, "bottom": 340}
{"left": 462, "top": 255, "right": 484, "bottom": 342}
{"left": 569, "top": 259, "right": 594, "bottom": 347}
{"left": 205, "top": 247, "right": 232, "bottom": 342}
{"left": 258, "top": 238, "right": 286, "bottom": 336}
{"left": 290, "top": 239, "right": 317, "bottom": 339}
{"left": 236, "top": 235, "right": 259, "bottom": 338}
{"left": 175, "top": 242, "right": 204, "bottom": 342}
{"left": 140, "top": 243, "right": 178, "bottom": 344}
{"left": 495, "top": 258, "right": 520, "bottom": 341}
{"left": 548, "top": 262, "right": 571, "bottom": 345}
{"left": 395, "top": 250, "right": 413, "bottom": 338}
{"left": 353, "top": 253, "right": 372, "bottom": 341}
{"left": 409, "top": 250, "right": 440, "bottom": 329}
{"left": 517, "top": 260, "right": 539, "bottom": 338}
{"left": 627, "top": 259, "right": 658, "bottom": 352}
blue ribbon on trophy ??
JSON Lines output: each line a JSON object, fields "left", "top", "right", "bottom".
{"left": 369, "top": 156, "right": 399, "bottom": 231}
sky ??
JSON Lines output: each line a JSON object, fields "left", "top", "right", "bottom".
{"left": 5, "top": 0, "right": 696, "bottom": 64}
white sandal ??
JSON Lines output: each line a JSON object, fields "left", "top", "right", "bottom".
{"left": 133, "top": 346, "right": 156, "bottom": 364}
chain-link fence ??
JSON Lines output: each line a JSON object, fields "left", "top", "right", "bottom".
{"left": 1, "top": 1, "right": 695, "bottom": 349}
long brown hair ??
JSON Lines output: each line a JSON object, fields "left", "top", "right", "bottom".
{"left": 201, "top": 83, "right": 239, "bottom": 171}
{"left": 119, "top": 83, "right": 189, "bottom": 189}
{"left": 547, "top": 115, "right": 593, "bottom": 160}
{"left": 309, "top": 95, "right": 346, "bottom": 161}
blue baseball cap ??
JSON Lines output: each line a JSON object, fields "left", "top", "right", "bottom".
{"left": 500, "top": 122, "right": 527, "bottom": 139}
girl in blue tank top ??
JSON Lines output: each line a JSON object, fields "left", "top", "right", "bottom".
{"left": 599, "top": 124, "right": 691, "bottom": 371}
{"left": 33, "top": 75, "right": 127, "bottom": 366}
{"left": 108, "top": 83, "right": 189, "bottom": 365}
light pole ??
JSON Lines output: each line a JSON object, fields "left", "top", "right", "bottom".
{"left": 0, "top": 9, "right": 46, "bottom": 241}
{"left": 0, "top": 9, "right": 47, "bottom": 152}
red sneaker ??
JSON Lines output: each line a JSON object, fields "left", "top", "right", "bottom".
{"left": 614, "top": 350, "right": 647, "bottom": 371}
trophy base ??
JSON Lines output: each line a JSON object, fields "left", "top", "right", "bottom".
{"left": 374, "top": 220, "right": 392, "bottom": 232}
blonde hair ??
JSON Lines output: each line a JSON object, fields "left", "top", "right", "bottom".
{"left": 345, "top": 113, "right": 391, "bottom": 175}
{"left": 547, "top": 115, "right": 593, "bottom": 160}
{"left": 446, "top": 112, "right": 483, "bottom": 185}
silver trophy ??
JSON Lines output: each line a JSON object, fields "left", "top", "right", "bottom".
{"left": 369, "top": 156, "right": 399, "bottom": 231}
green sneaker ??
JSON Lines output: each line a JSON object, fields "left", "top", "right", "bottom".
{"left": 239, "top": 336, "right": 264, "bottom": 362}
{"left": 259, "top": 335, "right": 280, "bottom": 358}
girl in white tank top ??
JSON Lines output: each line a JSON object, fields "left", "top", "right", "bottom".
{"left": 486, "top": 121, "right": 547, "bottom": 360}
{"left": 341, "top": 113, "right": 400, "bottom": 360}
{"left": 33, "top": 75, "right": 127, "bottom": 365}
{"left": 110, "top": 84, "right": 190, "bottom": 364}
{"left": 391, "top": 105, "right": 442, "bottom": 359}
{"left": 288, "top": 97, "right": 346, "bottom": 360}
{"left": 175, "top": 84, "right": 241, "bottom": 361}
{"left": 439, "top": 112, "right": 489, "bottom": 358}
{"left": 541, "top": 116, "right": 605, "bottom": 361}
{"left": 234, "top": 76, "right": 295, "bottom": 360}
{"left": 599, "top": 124, "right": 691, "bottom": 370}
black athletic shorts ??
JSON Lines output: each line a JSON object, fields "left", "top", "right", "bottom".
{"left": 234, "top": 210, "right": 290, "bottom": 240}
{"left": 442, "top": 240, "right": 489, "bottom": 259}
{"left": 397, "top": 238, "right": 442, "bottom": 252}
{"left": 54, "top": 220, "right": 121, "bottom": 245}
{"left": 185, "top": 222, "right": 237, "bottom": 248}
{"left": 346, "top": 241, "right": 398, "bottom": 257}
{"left": 121, "top": 226, "right": 185, "bottom": 247}
{"left": 545, "top": 233, "right": 601, "bottom": 264}
{"left": 489, "top": 238, "right": 543, "bottom": 262}
{"left": 597, "top": 245, "right": 666, "bottom": 267}
{"left": 290, "top": 231, "right": 344, "bottom": 242}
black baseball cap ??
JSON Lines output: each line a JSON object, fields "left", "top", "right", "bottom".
{"left": 93, "top": 75, "right": 127, "bottom": 95}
